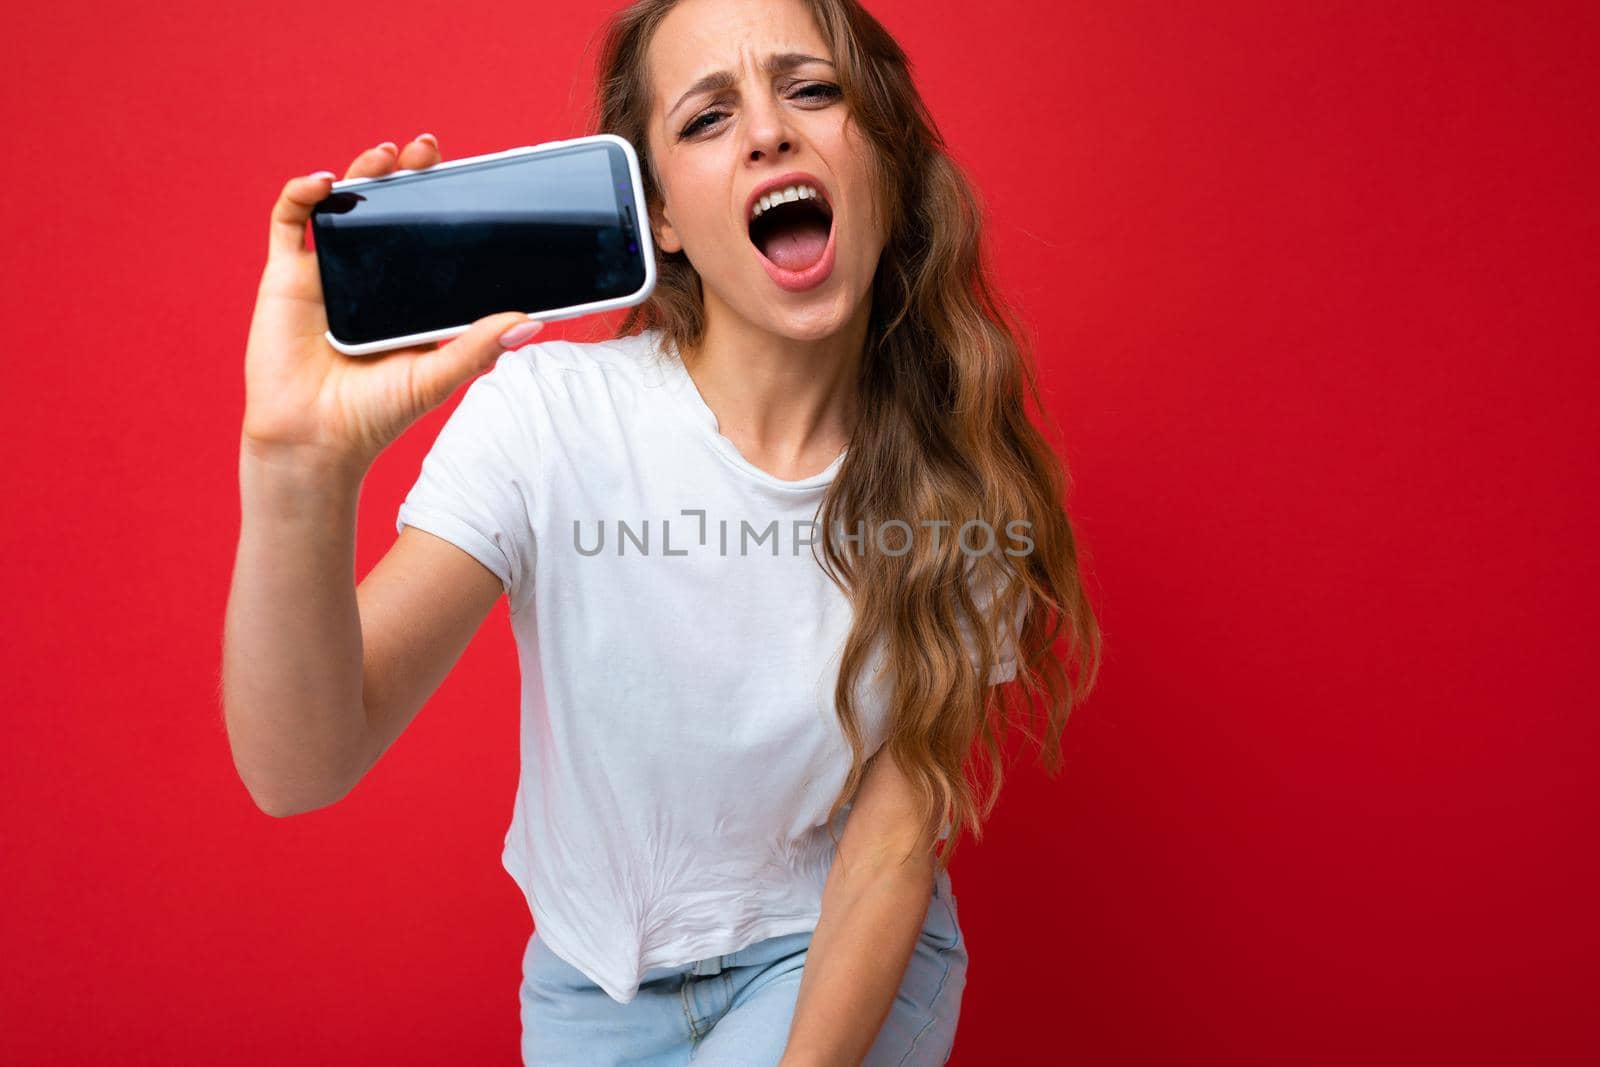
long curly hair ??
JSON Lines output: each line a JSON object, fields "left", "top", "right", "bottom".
{"left": 589, "top": 0, "right": 1101, "bottom": 872}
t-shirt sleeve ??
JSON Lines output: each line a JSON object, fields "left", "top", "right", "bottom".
{"left": 394, "top": 350, "right": 541, "bottom": 613}
{"left": 960, "top": 563, "right": 1030, "bottom": 686}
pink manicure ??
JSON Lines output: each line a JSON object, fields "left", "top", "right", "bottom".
{"left": 498, "top": 319, "right": 544, "bottom": 349}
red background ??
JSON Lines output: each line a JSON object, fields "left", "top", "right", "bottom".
{"left": 3, "top": 1, "right": 1596, "bottom": 1063}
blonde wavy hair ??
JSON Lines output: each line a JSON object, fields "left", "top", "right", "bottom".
{"left": 589, "top": 0, "right": 1102, "bottom": 871}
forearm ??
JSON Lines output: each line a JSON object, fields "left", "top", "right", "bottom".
{"left": 221, "top": 435, "right": 369, "bottom": 816}
{"left": 781, "top": 858, "right": 935, "bottom": 1067}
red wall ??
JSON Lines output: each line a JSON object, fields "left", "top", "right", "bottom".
{"left": 3, "top": 1, "right": 1595, "bottom": 1063}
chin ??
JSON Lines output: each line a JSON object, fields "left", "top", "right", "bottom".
{"left": 752, "top": 251, "right": 881, "bottom": 344}
{"left": 760, "top": 289, "right": 863, "bottom": 342}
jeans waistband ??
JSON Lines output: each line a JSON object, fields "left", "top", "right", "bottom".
{"left": 690, "top": 953, "right": 735, "bottom": 976}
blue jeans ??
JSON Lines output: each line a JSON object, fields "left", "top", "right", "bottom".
{"left": 519, "top": 867, "right": 968, "bottom": 1065}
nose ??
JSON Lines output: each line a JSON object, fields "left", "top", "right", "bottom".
{"left": 742, "top": 91, "right": 795, "bottom": 163}
{"left": 749, "top": 138, "right": 791, "bottom": 161}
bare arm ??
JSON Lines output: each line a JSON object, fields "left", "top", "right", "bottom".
{"left": 221, "top": 440, "right": 504, "bottom": 816}
{"left": 781, "top": 747, "right": 940, "bottom": 1067}
{"left": 219, "top": 133, "right": 540, "bottom": 817}
{"left": 221, "top": 440, "right": 366, "bottom": 816}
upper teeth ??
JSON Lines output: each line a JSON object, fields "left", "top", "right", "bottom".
{"left": 751, "top": 184, "right": 824, "bottom": 221}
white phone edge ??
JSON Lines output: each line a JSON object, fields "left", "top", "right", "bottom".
{"left": 320, "top": 133, "right": 658, "bottom": 357}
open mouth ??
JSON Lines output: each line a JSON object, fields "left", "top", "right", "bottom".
{"left": 748, "top": 187, "right": 835, "bottom": 274}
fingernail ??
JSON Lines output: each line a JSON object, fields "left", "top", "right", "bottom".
{"left": 307, "top": 170, "right": 336, "bottom": 181}
{"left": 375, "top": 141, "right": 398, "bottom": 154}
{"left": 498, "top": 318, "right": 543, "bottom": 349}
{"left": 416, "top": 132, "right": 437, "bottom": 146}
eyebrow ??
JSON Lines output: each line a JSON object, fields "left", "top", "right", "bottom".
{"left": 666, "top": 53, "right": 836, "bottom": 121}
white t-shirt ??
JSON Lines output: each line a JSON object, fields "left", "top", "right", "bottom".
{"left": 395, "top": 328, "right": 1020, "bottom": 1004}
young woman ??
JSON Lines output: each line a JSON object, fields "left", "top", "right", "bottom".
{"left": 223, "top": 0, "right": 1100, "bottom": 1063}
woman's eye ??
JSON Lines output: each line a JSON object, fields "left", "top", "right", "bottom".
{"left": 680, "top": 111, "right": 725, "bottom": 138}
{"left": 794, "top": 83, "right": 842, "bottom": 102}
{"left": 679, "top": 84, "right": 841, "bottom": 139}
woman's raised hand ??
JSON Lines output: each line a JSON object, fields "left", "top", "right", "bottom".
{"left": 242, "top": 134, "right": 543, "bottom": 474}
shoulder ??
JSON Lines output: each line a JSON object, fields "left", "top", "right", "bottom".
{"left": 456, "top": 329, "right": 679, "bottom": 467}
{"left": 493, "top": 328, "right": 671, "bottom": 389}
{"left": 485, "top": 328, "right": 679, "bottom": 431}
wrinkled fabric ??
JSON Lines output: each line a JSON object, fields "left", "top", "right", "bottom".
{"left": 520, "top": 865, "right": 967, "bottom": 1065}
{"left": 396, "top": 329, "right": 1014, "bottom": 1004}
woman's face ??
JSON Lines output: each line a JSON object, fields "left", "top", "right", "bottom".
{"left": 644, "top": 0, "right": 886, "bottom": 343}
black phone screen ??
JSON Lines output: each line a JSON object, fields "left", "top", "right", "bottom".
{"left": 311, "top": 140, "right": 647, "bottom": 347}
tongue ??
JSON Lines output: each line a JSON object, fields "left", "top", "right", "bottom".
{"left": 758, "top": 217, "right": 830, "bottom": 272}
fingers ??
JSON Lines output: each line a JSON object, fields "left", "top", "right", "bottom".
{"left": 344, "top": 141, "right": 400, "bottom": 181}
{"left": 268, "top": 172, "right": 337, "bottom": 258}
{"left": 342, "top": 133, "right": 439, "bottom": 181}
{"left": 408, "top": 313, "right": 545, "bottom": 411}
{"left": 267, "top": 134, "right": 440, "bottom": 259}
{"left": 395, "top": 133, "right": 440, "bottom": 171}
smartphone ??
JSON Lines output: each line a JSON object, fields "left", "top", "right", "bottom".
{"left": 310, "top": 133, "right": 656, "bottom": 356}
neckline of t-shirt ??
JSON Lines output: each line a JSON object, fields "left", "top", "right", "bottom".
{"left": 652, "top": 330, "right": 849, "bottom": 493}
